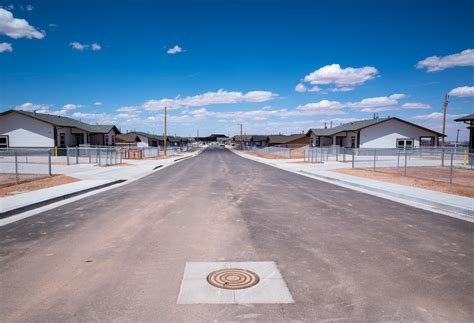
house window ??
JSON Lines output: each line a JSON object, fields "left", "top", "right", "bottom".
{"left": 420, "top": 136, "right": 434, "bottom": 146}
{"left": 59, "top": 133, "right": 66, "bottom": 147}
{"left": 0, "top": 135, "right": 8, "bottom": 148}
{"left": 105, "top": 135, "right": 109, "bottom": 146}
{"left": 111, "top": 135, "right": 115, "bottom": 145}
{"left": 397, "top": 138, "right": 414, "bottom": 149}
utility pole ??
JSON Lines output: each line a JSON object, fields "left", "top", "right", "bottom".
{"left": 442, "top": 95, "right": 448, "bottom": 146}
{"left": 164, "top": 106, "right": 167, "bottom": 156}
{"left": 456, "top": 129, "right": 460, "bottom": 143}
{"left": 240, "top": 123, "right": 243, "bottom": 150}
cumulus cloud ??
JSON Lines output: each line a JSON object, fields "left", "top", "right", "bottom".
{"left": 61, "top": 104, "right": 81, "bottom": 111}
{"left": 94, "top": 101, "right": 102, "bottom": 106}
{"left": 299, "top": 64, "right": 378, "bottom": 92}
{"left": 0, "top": 42, "right": 12, "bottom": 53}
{"left": 402, "top": 102, "right": 431, "bottom": 109}
{"left": 70, "top": 41, "right": 102, "bottom": 51}
{"left": 416, "top": 49, "right": 474, "bottom": 72}
{"left": 448, "top": 86, "right": 474, "bottom": 97}
{"left": 117, "top": 106, "right": 139, "bottom": 113}
{"left": 296, "top": 100, "right": 344, "bottom": 113}
{"left": 167, "top": 45, "right": 184, "bottom": 54}
{"left": 295, "top": 83, "right": 321, "bottom": 93}
{"left": 25, "top": 4, "right": 34, "bottom": 11}
{"left": 346, "top": 95, "right": 402, "bottom": 109}
{"left": 15, "top": 102, "right": 50, "bottom": 113}
{"left": 0, "top": 8, "right": 45, "bottom": 39}
{"left": 143, "top": 89, "right": 278, "bottom": 110}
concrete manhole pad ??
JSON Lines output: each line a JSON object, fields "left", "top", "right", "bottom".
{"left": 177, "top": 261, "right": 294, "bottom": 304}
{"left": 207, "top": 268, "right": 260, "bottom": 290}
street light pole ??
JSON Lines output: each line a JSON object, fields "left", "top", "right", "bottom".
{"left": 164, "top": 106, "right": 167, "bottom": 156}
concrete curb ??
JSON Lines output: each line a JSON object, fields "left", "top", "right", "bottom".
{"left": 0, "top": 179, "right": 126, "bottom": 219}
{"left": 230, "top": 148, "right": 473, "bottom": 222}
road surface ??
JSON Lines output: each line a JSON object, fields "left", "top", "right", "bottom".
{"left": 1, "top": 147, "right": 472, "bottom": 321}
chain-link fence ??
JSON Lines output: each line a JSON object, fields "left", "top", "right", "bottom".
{"left": 304, "top": 146, "right": 474, "bottom": 186}
{"left": 0, "top": 148, "right": 52, "bottom": 186}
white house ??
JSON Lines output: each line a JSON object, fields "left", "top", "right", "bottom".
{"left": 306, "top": 117, "right": 443, "bottom": 149}
{"left": 0, "top": 110, "right": 121, "bottom": 148}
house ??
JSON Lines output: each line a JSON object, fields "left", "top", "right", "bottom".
{"left": 0, "top": 109, "right": 120, "bottom": 148}
{"left": 306, "top": 117, "right": 443, "bottom": 149}
{"left": 115, "top": 133, "right": 143, "bottom": 147}
{"left": 454, "top": 114, "right": 474, "bottom": 153}
{"left": 249, "top": 135, "right": 268, "bottom": 147}
{"left": 267, "top": 134, "right": 309, "bottom": 147}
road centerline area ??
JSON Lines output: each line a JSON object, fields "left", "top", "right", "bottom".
{"left": 0, "top": 147, "right": 472, "bottom": 321}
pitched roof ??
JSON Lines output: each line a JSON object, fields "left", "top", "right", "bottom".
{"left": 116, "top": 133, "right": 141, "bottom": 143}
{"left": 267, "top": 134, "right": 307, "bottom": 144}
{"left": 250, "top": 135, "right": 268, "bottom": 142}
{"left": 307, "top": 117, "right": 444, "bottom": 136}
{"left": 454, "top": 114, "right": 474, "bottom": 122}
{"left": 4, "top": 110, "right": 120, "bottom": 134}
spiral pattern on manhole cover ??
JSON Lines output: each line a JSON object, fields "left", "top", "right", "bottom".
{"left": 207, "top": 268, "right": 260, "bottom": 290}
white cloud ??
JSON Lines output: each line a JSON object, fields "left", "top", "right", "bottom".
{"left": 15, "top": 102, "right": 50, "bottom": 113}
{"left": 416, "top": 49, "right": 474, "bottom": 72}
{"left": 70, "top": 41, "right": 102, "bottom": 51}
{"left": 296, "top": 100, "right": 344, "bottom": 112}
{"left": 143, "top": 89, "right": 277, "bottom": 110}
{"left": 302, "top": 64, "right": 378, "bottom": 88}
{"left": 61, "top": 104, "right": 81, "bottom": 111}
{"left": 0, "top": 42, "right": 12, "bottom": 53}
{"left": 359, "top": 107, "right": 398, "bottom": 113}
{"left": 346, "top": 95, "right": 401, "bottom": 109}
{"left": 389, "top": 93, "right": 406, "bottom": 100}
{"left": 0, "top": 8, "right": 45, "bottom": 39}
{"left": 167, "top": 45, "right": 184, "bottom": 54}
{"left": 295, "top": 83, "right": 321, "bottom": 93}
{"left": 91, "top": 43, "right": 101, "bottom": 51}
{"left": 402, "top": 102, "right": 431, "bottom": 109}
{"left": 117, "top": 106, "right": 139, "bottom": 113}
{"left": 26, "top": 4, "right": 34, "bottom": 11}
{"left": 6, "top": 4, "right": 14, "bottom": 10}
{"left": 330, "top": 86, "right": 354, "bottom": 92}
{"left": 412, "top": 112, "right": 463, "bottom": 121}
{"left": 94, "top": 101, "right": 102, "bottom": 106}
{"left": 448, "top": 86, "right": 474, "bottom": 97}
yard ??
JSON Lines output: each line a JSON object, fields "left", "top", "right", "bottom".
{"left": 0, "top": 174, "right": 80, "bottom": 197}
{"left": 332, "top": 166, "right": 474, "bottom": 197}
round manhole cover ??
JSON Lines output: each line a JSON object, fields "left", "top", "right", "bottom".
{"left": 207, "top": 268, "right": 260, "bottom": 290}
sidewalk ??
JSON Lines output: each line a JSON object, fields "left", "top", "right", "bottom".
{"left": 232, "top": 149, "right": 473, "bottom": 222}
{"left": 0, "top": 150, "right": 201, "bottom": 223}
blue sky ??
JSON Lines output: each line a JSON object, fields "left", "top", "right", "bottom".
{"left": 0, "top": 0, "right": 473, "bottom": 140}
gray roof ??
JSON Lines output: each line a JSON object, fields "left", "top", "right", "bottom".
{"left": 308, "top": 117, "right": 444, "bottom": 136}
{"left": 116, "top": 133, "right": 141, "bottom": 143}
{"left": 267, "top": 134, "right": 307, "bottom": 144}
{"left": 6, "top": 110, "right": 120, "bottom": 134}
{"left": 250, "top": 135, "right": 268, "bottom": 142}
{"left": 454, "top": 114, "right": 474, "bottom": 122}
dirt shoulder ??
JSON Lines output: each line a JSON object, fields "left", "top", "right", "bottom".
{"left": 0, "top": 175, "right": 80, "bottom": 197}
{"left": 332, "top": 167, "right": 474, "bottom": 198}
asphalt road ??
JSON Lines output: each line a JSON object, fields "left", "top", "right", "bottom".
{"left": 1, "top": 147, "right": 472, "bottom": 321}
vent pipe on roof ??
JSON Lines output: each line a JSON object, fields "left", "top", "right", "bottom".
{"left": 324, "top": 122, "right": 327, "bottom": 129}
{"left": 330, "top": 121, "right": 332, "bottom": 129}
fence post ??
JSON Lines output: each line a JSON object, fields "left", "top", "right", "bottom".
{"left": 397, "top": 149, "right": 400, "bottom": 168}
{"left": 66, "top": 147, "right": 70, "bottom": 165}
{"left": 48, "top": 149, "right": 52, "bottom": 176}
{"left": 343, "top": 149, "right": 346, "bottom": 162}
{"left": 76, "top": 146, "right": 79, "bottom": 164}
{"left": 336, "top": 147, "right": 339, "bottom": 161}
{"left": 449, "top": 153, "right": 454, "bottom": 184}
{"left": 441, "top": 147, "right": 445, "bottom": 167}
{"left": 351, "top": 149, "right": 355, "bottom": 168}
{"left": 99, "top": 149, "right": 101, "bottom": 166}
{"left": 89, "top": 149, "right": 92, "bottom": 164}
{"left": 15, "top": 150, "right": 19, "bottom": 184}
{"left": 373, "top": 149, "right": 376, "bottom": 171}
{"left": 404, "top": 149, "right": 408, "bottom": 176}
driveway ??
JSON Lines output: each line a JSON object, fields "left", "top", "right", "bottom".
{"left": 1, "top": 147, "right": 472, "bottom": 321}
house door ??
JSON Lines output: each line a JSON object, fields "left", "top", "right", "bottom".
{"left": 336, "top": 137, "right": 343, "bottom": 147}
{"left": 74, "top": 134, "right": 84, "bottom": 146}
